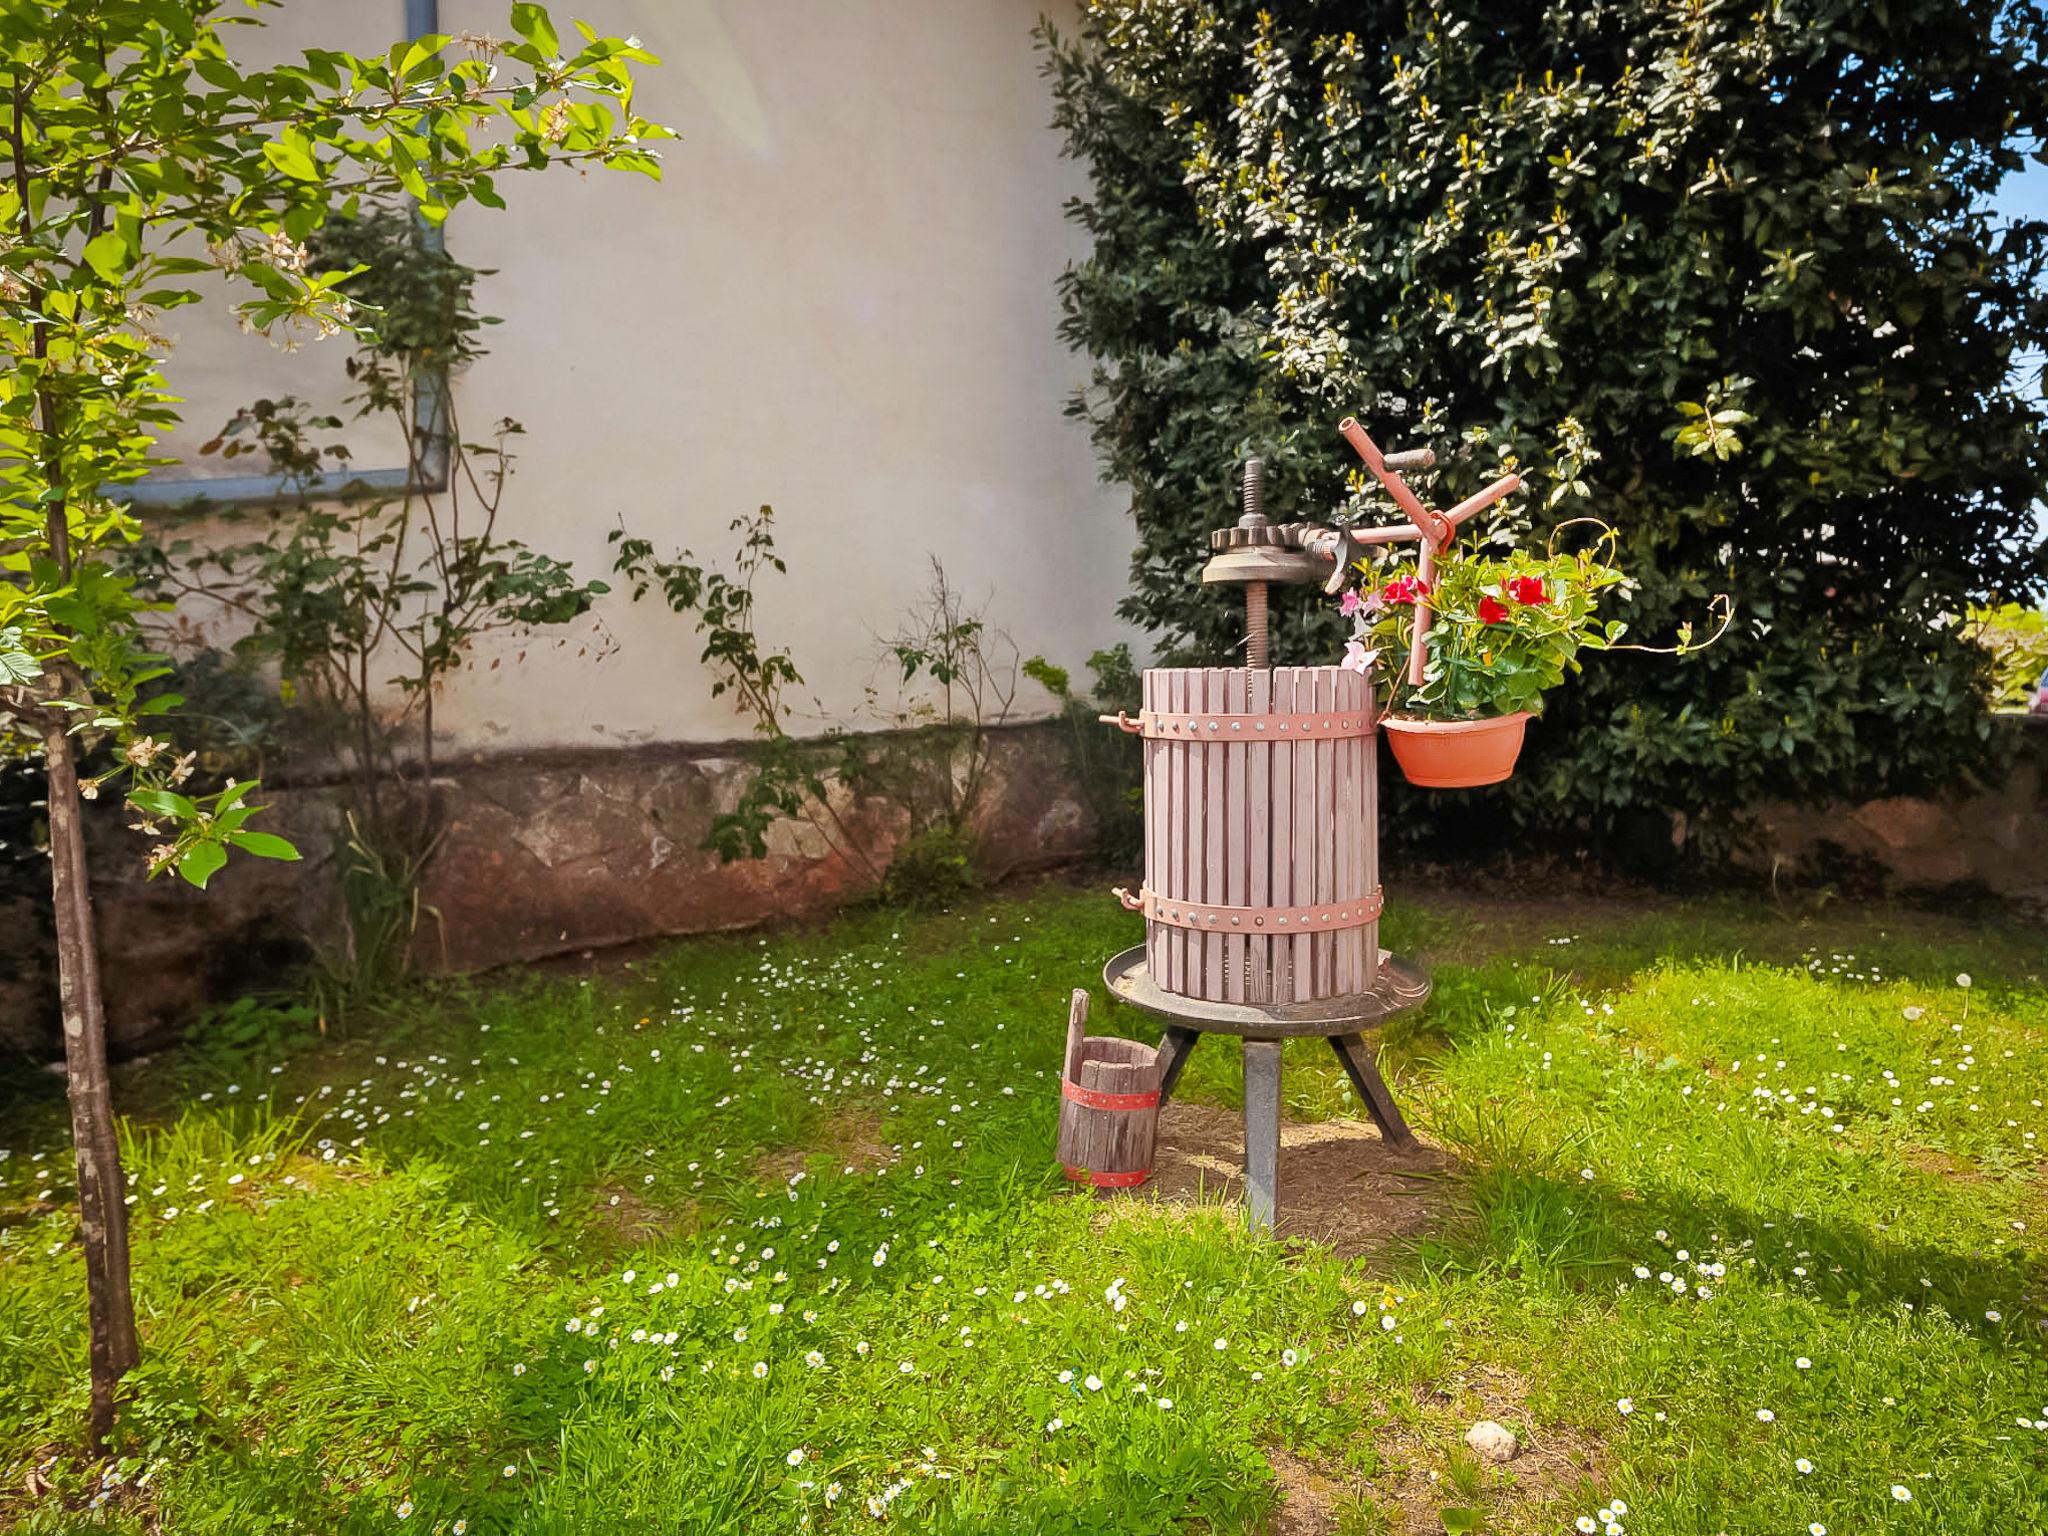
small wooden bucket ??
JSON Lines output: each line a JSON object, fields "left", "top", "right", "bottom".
{"left": 1055, "top": 989, "right": 1160, "bottom": 1189}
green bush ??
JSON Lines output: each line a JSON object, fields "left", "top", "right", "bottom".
{"left": 1970, "top": 602, "right": 2048, "bottom": 708}
{"left": 877, "top": 822, "right": 979, "bottom": 907}
{"left": 1041, "top": 0, "right": 2048, "bottom": 849}
{"left": 1024, "top": 644, "right": 1144, "bottom": 865}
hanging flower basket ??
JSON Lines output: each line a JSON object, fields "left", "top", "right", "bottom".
{"left": 1381, "top": 712, "right": 1530, "bottom": 788}
{"left": 1334, "top": 519, "right": 1632, "bottom": 790}
{"left": 1321, "top": 418, "right": 1732, "bottom": 792}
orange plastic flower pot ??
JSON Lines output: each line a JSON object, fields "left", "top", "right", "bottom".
{"left": 1381, "top": 712, "right": 1530, "bottom": 788}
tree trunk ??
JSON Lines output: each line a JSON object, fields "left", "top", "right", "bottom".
{"left": 38, "top": 693, "right": 139, "bottom": 1450}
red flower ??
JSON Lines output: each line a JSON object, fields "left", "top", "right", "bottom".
{"left": 1478, "top": 594, "right": 1510, "bottom": 625}
{"left": 1505, "top": 575, "right": 1548, "bottom": 605}
{"left": 1383, "top": 575, "right": 1432, "bottom": 606}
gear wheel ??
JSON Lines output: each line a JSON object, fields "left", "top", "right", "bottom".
{"left": 1207, "top": 520, "right": 1326, "bottom": 552}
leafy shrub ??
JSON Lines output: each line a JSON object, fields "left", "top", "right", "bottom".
{"left": 1970, "top": 603, "right": 2048, "bottom": 708}
{"left": 843, "top": 561, "right": 1022, "bottom": 868}
{"left": 1024, "top": 644, "right": 1143, "bottom": 864}
{"left": 1040, "top": 0, "right": 2048, "bottom": 849}
{"left": 613, "top": 523, "right": 1025, "bottom": 891}
{"left": 610, "top": 509, "right": 830, "bottom": 866}
{"left": 877, "top": 823, "right": 979, "bottom": 908}
{"left": 179, "top": 995, "right": 323, "bottom": 1079}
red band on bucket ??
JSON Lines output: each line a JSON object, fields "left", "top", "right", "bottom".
{"left": 1063, "top": 1165, "right": 1150, "bottom": 1188}
{"left": 1062, "top": 1080, "right": 1161, "bottom": 1112}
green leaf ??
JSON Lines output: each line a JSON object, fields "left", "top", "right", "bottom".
{"left": 128, "top": 788, "right": 198, "bottom": 820}
{"left": 82, "top": 229, "right": 129, "bottom": 283}
{"left": 383, "top": 137, "right": 431, "bottom": 202}
{"left": 192, "top": 56, "right": 244, "bottom": 92}
{"left": 262, "top": 132, "right": 321, "bottom": 182}
{"left": 177, "top": 840, "right": 228, "bottom": 889}
{"left": 0, "top": 629, "right": 36, "bottom": 685}
{"left": 227, "top": 830, "right": 301, "bottom": 861}
{"left": 400, "top": 35, "right": 450, "bottom": 80}
{"left": 1440, "top": 1509, "right": 1488, "bottom": 1534}
{"left": 511, "top": 3, "right": 560, "bottom": 56}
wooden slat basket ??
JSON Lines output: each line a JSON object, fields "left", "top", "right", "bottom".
{"left": 1131, "top": 666, "right": 1379, "bottom": 1005}
{"left": 1055, "top": 991, "right": 1160, "bottom": 1188}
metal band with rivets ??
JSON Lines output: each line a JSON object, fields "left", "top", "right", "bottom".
{"left": 1132, "top": 709, "right": 1374, "bottom": 740}
{"left": 1130, "top": 886, "right": 1384, "bottom": 933}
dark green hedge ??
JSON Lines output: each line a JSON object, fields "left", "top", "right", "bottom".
{"left": 1041, "top": 0, "right": 2048, "bottom": 852}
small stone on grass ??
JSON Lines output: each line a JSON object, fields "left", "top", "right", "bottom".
{"left": 1465, "top": 1420, "right": 1518, "bottom": 1464}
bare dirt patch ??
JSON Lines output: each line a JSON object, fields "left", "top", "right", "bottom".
{"left": 1901, "top": 1146, "right": 1984, "bottom": 1182}
{"left": 1370, "top": 1368, "right": 1607, "bottom": 1534}
{"left": 1251, "top": 1375, "right": 1605, "bottom": 1534}
{"left": 589, "top": 1182, "right": 698, "bottom": 1247}
{"left": 754, "top": 1107, "right": 894, "bottom": 1187}
{"left": 1262, "top": 1444, "right": 1349, "bottom": 1534}
{"left": 1096, "top": 1101, "right": 1458, "bottom": 1261}
{"left": 1253, "top": 1377, "right": 1606, "bottom": 1535}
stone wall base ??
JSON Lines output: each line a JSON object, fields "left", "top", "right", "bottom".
{"left": 11, "top": 717, "right": 2040, "bottom": 1061}
{"left": 1737, "top": 717, "right": 2048, "bottom": 904}
{"left": 1, "top": 721, "right": 1094, "bottom": 1060}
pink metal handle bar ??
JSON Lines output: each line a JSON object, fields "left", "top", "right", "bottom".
{"left": 1338, "top": 420, "right": 1447, "bottom": 547}
{"left": 1307, "top": 472, "right": 1522, "bottom": 594}
{"left": 1328, "top": 421, "right": 1523, "bottom": 687}
{"left": 1310, "top": 473, "right": 1524, "bottom": 563}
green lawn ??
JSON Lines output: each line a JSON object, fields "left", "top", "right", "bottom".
{"left": 2, "top": 880, "right": 2044, "bottom": 1535}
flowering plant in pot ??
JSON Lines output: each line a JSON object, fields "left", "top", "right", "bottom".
{"left": 1337, "top": 524, "right": 1633, "bottom": 787}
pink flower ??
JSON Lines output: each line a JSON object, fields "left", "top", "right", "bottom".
{"left": 1340, "top": 640, "right": 1376, "bottom": 675}
{"left": 1339, "top": 588, "right": 1363, "bottom": 617}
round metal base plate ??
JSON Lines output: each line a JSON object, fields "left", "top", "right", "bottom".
{"left": 1100, "top": 946, "right": 1431, "bottom": 1037}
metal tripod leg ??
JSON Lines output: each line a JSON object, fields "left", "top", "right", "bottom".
{"left": 1153, "top": 1024, "right": 1201, "bottom": 1106}
{"left": 1242, "top": 1039, "right": 1282, "bottom": 1232}
{"left": 1327, "top": 1031, "right": 1412, "bottom": 1145}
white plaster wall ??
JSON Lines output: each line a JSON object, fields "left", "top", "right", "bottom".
{"left": 154, "top": 0, "right": 1136, "bottom": 751}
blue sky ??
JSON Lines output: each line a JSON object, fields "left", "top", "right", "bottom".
{"left": 2000, "top": 157, "right": 2048, "bottom": 221}
{"left": 1996, "top": 159, "right": 2047, "bottom": 550}
{"left": 1996, "top": 158, "right": 2047, "bottom": 388}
